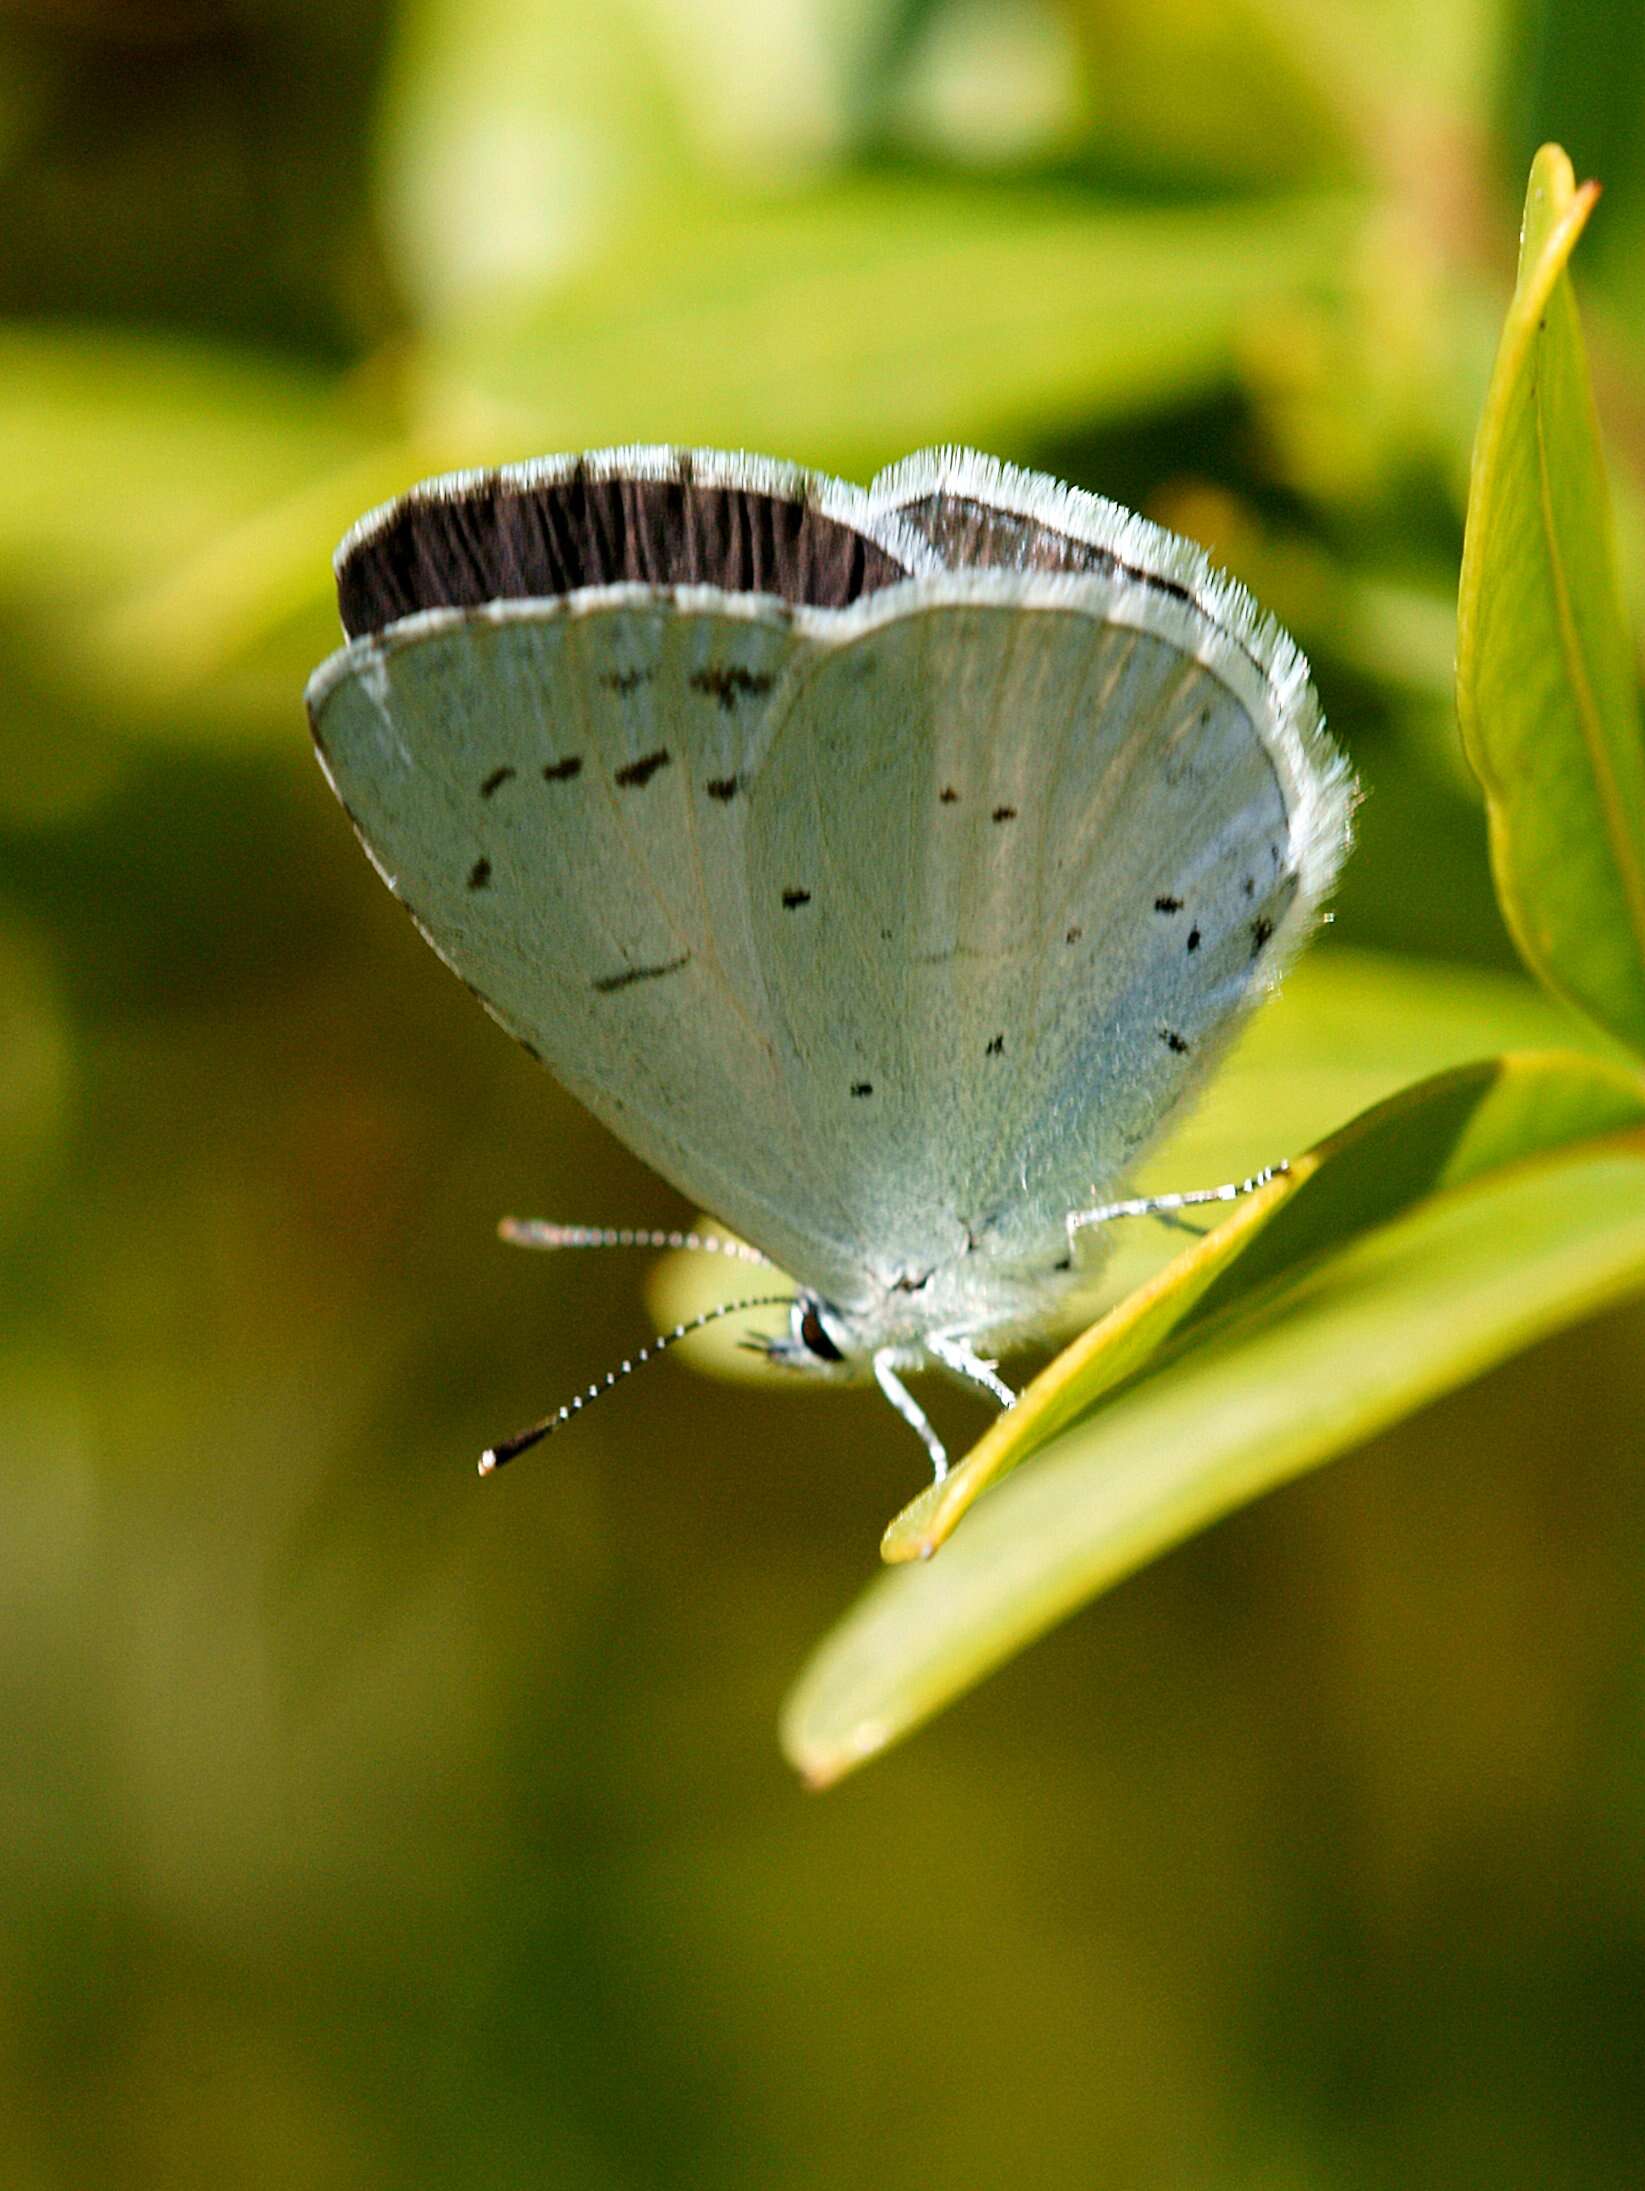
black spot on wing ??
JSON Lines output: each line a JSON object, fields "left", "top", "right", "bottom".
{"left": 1065, "top": 925, "right": 1082, "bottom": 944}
{"left": 543, "top": 756, "right": 583, "bottom": 782}
{"left": 591, "top": 953, "right": 690, "bottom": 994}
{"left": 480, "top": 766, "right": 515, "bottom": 797}
{"left": 1155, "top": 895, "right": 1183, "bottom": 913}
{"left": 1242, "top": 877, "right": 1256, "bottom": 898}
{"left": 781, "top": 888, "right": 812, "bottom": 910}
{"left": 991, "top": 805, "right": 1017, "bottom": 823}
{"left": 614, "top": 748, "right": 670, "bottom": 789}
{"left": 601, "top": 667, "right": 652, "bottom": 695}
{"left": 1187, "top": 927, "right": 1201, "bottom": 952}
{"left": 1160, "top": 1027, "right": 1190, "bottom": 1054}
{"left": 705, "top": 775, "right": 740, "bottom": 802}
{"left": 1249, "top": 915, "right": 1275, "bottom": 957}
{"left": 851, "top": 1081, "right": 873, "bottom": 1098}
{"left": 689, "top": 664, "right": 775, "bottom": 712}
{"left": 985, "top": 1034, "right": 1004, "bottom": 1056}
{"left": 467, "top": 858, "right": 491, "bottom": 890}
{"left": 939, "top": 785, "right": 959, "bottom": 804}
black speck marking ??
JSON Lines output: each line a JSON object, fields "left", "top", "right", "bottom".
{"left": 1155, "top": 895, "right": 1183, "bottom": 914}
{"left": 1065, "top": 925, "right": 1082, "bottom": 945}
{"left": 1249, "top": 915, "right": 1275, "bottom": 957}
{"left": 782, "top": 888, "right": 812, "bottom": 910}
{"left": 1160, "top": 1027, "right": 1191, "bottom": 1054}
{"left": 543, "top": 756, "right": 583, "bottom": 783}
{"left": 851, "top": 1081, "right": 873, "bottom": 1098}
{"left": 689, "top": 664, "right": 774, "bottom": 712}
{"left": 985, "top": 1034, "right": 1004, "bottom": 1057}
{"left": 467, "top": 857, "right": 491, "bottom": 890}
{"left": 480, "top": 766, "right": 516, "bottom": 798}
{"left": 1199, "top": 705, "right": 1212, "bottom": 726}
{"left": 1053, "top": 1254, "right": 1072, "bottom": 1273}
{"left": 992, "top": 805, "right": 1017, "bottom": 823}
{"left": 591, "top": 953, "right": 690, "bottom": 994}
{"left": 1187, "top": 927, "right": 1201, "bottom": 953}
{"left": 705, "top": 775, "right": 740, "bottom": 802}
{"left": 1242, "top": 876, "right": 1256, "bottom": 898}
{"left": 615, "top": 748, "right": 671, "bottom": 789}
{"left": 939, "top": 785, "right": 959, "bottom": 804}
{"left": 601, "top": 666, "right": 652, "bottom": 696}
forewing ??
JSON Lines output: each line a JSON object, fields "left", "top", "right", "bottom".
{"left": 308, "top": 597, "right": 873, "bottom": 1299}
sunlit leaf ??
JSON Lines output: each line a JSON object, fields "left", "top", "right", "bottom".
{"left": 880, "top": 1048, "right": 1643, "bottom": 1558}
{"left": 1457, "top": 144, "right": 1645, "bottom": 1055}
{"left": 783, "top": 1052, "right": 1645, "bottom": 1781}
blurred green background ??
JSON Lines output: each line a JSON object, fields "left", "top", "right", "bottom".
{"left": 4, "top": 0, "right": 1645, "bottom": 2183}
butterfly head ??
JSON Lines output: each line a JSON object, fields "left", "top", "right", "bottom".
{"left": 762, "top": 1292, "right": 862, "bottom": 1381}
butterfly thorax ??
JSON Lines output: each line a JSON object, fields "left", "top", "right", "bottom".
{"left": 769, "top": 1238, "right": 1092, "bottom": 1382}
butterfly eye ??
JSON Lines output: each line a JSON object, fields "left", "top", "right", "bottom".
{"left": 797, "top": 1299, "right": 845, "bottom": 1363}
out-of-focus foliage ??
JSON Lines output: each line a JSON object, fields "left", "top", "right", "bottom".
{"left": 4, "top": 3, "right": 1645, "bottom": 2187}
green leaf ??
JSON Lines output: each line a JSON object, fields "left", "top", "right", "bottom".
{"left": 783, "top": 1052, "right": 1645, "bottom": 1782}
{"left": 880, "top": 1046, "right": 1642, "bottom": 1559}
{"left": 1457, "top": 143, "right": 1645, "bottom": 1056}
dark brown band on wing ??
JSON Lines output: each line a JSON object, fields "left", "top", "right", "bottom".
{"left": 891, "top": 492, "right": 1121, "bottom": 577}
{"left": 338, "top": 468, "right": 913, "bottom": 637}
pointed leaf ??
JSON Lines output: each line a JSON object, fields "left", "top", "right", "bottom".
{"left": 881, "top": 1048, "right": 1643, "bottom": 1558}
{"left": 1457, "top": 144, "right": 1645, "bottom": 1054}
{"left": 786, "top": 1054, "right": 1645, "bottom": 1781}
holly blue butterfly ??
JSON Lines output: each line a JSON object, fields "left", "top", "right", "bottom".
{"left": 306, "top": 446, "right": 1352, "bottom": 1479}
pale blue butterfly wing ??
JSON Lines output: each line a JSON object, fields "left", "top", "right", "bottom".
{"left": 308, "top": 445, "right": 1351, "bottom": 1340}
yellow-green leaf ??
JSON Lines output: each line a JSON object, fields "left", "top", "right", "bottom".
{"left": 1457, "top": 144, "right": 1645, "bottom": 1055}
{"left": 881, "top": 1047, "right": 1643, "bottom": 1559}
{"left": 784, "top": 1053, "right": 1645, "bottom": 1782}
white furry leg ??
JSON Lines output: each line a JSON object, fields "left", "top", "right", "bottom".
{"left": 928, "top": 1334, "right": 1017, "bottom": 1412}
{"left": 873, "top": 1351, "right": 949, "bottom": 1483}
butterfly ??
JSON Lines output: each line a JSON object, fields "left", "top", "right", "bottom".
{"left": 307, "top": 445, "right": 1352, "bottom": 1478}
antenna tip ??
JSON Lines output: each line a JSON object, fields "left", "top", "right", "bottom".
{"left": 477, "top": 1449, "right": 498, "bottom": 1478}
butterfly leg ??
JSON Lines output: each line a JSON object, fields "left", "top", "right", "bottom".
{"left": 873, "top": 1351, "right": 949, "bottom": 1483}
{"left": 928, "top": 1334, "right": 1017, "bottom": 1412}
{"left": 1066, "top": 1162, "right": 1289, "bottom": 1246}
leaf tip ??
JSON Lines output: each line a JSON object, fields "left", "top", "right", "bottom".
{"left": 780, "top": 1715, "right": 891, "bottom": 1790}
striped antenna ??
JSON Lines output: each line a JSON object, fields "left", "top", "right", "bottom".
{"left": 478, "top": 1291, "right": 795, "bottom": 1476}
{"left": 499, "top": 1218, "right": 773, "bottom": 1267}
